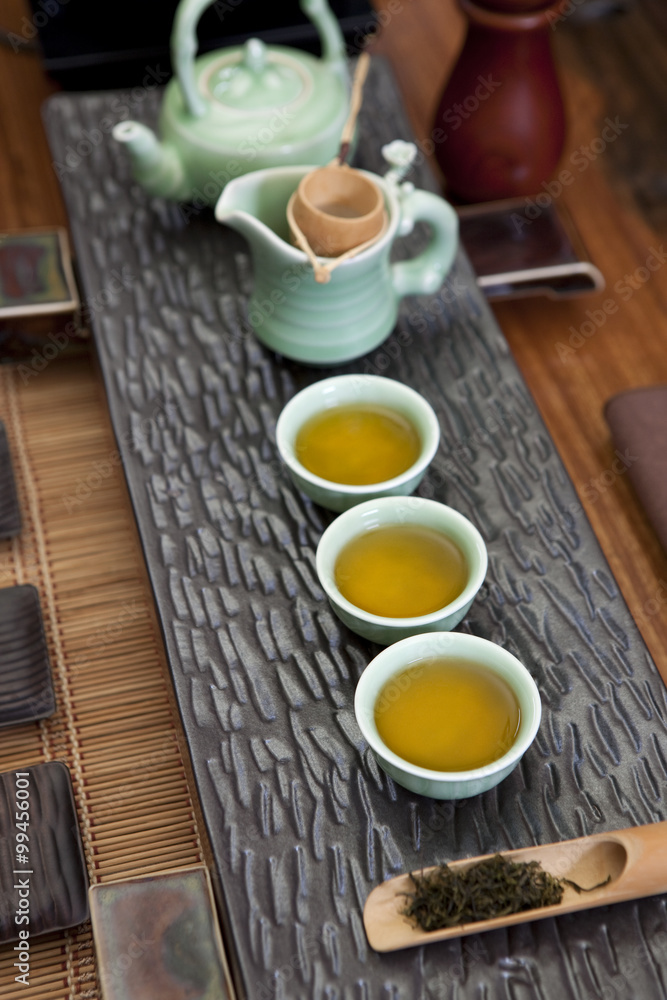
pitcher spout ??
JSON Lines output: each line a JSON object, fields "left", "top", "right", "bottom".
{"left": 214, "top": 168, "right": 306, "bottom": 257}
{"left": 214, "top": 200, "right": 274, "bottom": 256}
{"left": 214, "top": 206, "right": 268, "bottom": 252}
{"left": 112, "top": 121, "right": 188, "bottom": 201}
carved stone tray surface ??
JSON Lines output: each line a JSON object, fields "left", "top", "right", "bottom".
{"left": 44, "top": 62, "right": 667, "bottom": 1000}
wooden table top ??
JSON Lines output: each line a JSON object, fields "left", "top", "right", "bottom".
{"left": 1, "top": 2, "right": 665, "bottom": 671}
{"left": 1, "top": 1, "right": 667, "bottom": 996}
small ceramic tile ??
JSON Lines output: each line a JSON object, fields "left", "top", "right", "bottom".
{"left": 0, "top": 420, "right": 21, "bottom": 539}
{"left": 0, "top": 761, "right": 89, "bottom": 942}
{"left": 89, "top": 867, "right": 233, "bottom": 1000}
{"left": 0, "top": 584, "right": 55, "bottom": 727}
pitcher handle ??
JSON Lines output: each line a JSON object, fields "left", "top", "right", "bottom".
{"left": 391, "top": 188, "right": 459, "bottom": 298}
{"left": 172, "top": 0, "right": 346, "bottom": 119}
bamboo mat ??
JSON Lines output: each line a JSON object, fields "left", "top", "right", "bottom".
{"left": 0, "top": 354, "right": 216, "bottom": 999}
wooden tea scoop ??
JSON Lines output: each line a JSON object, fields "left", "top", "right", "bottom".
{"left": 363, "top": 820, "right": 667, "bottom": 951}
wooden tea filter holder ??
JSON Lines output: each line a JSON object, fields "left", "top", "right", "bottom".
{"left": 287, "top": 52, "right": 388, "bottom": 284}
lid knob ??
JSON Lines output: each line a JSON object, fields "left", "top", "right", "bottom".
{"left": 243, "top": 38, "right": 267, "bottom": 77}
{"left": 210, "top": 38, "right": 306, "bottom": 110}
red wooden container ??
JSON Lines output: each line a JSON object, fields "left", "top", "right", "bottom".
{"left": 433, "top": 0, "right": 567, "bottom": 202}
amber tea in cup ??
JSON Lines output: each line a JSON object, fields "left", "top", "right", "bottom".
{"left": 334, "top": 523, "right": 468, "bottom": 618}
{"left": 374, "top": 657, "right": 521, "bottom": 772}
{"left": 295, "top": 403, "right": 421, "bottom": 486}
{"left": 276, "top": 376, "right": 441, "bottom": 513}
{"left": 316, "top": 497, "right": 488, "bottom": 643}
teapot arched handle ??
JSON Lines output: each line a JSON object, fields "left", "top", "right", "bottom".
{"left": 391, "top": 188, "right": 459, "bottom": 299}
{"left": 170, "top": 0, "right": 215, "bottom": 118}
{"left": 171, "top": 0, "right": 347, "bottom": 119}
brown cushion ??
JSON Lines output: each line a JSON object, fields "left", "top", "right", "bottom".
{"left": 604, "top": 385, "right": 667, "bottom": 553}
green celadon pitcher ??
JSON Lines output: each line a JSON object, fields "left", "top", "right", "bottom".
{"left": 214, "top": 143, "right": 460, "bottom": 365}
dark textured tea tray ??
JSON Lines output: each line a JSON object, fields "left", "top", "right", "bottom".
{"left": 0, "top": 420, "right": 21, "bottom": 538}
{"left": 44, "top": 60, "right": 667, "bottom": 1000}
{"left": 0, "top": 761, "right": 89, "bottom": 941}
{"left": 0, "top": 584, "right": 55, "bottom": 727}
{"left": 89, "top": 867, "right": 233, "bottom": 1000}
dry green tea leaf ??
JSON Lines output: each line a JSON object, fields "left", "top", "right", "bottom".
{"left": 402, "top": 855, "right": 609, "bottom": 932}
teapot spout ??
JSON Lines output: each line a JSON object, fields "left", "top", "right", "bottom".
{"left": 112, "top": 121, "right": 188, "bottom": 201}
{"left": 300, "top": 0, "right": 347, "bottom": 83}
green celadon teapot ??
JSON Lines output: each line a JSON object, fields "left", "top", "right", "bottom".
{"left": 112, "top": 0, "right": 350, "bottom": 205}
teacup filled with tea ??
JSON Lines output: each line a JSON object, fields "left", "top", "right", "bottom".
{"left": 354, "top": 632, "right": 542, "bottom": 799}
{"left": 276, "top": 375, "right": 440, "bottom": 512}
{"left": 315, "top": 496, "right": 488, "bottom": 644}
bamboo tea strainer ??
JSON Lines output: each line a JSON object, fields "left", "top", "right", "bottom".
{"left": 287, "top": 53, "right": 387, "bottom": 283}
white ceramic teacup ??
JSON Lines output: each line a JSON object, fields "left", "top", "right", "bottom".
{"left": 276, "top": 374, "right": 440, "bottom": 512}
{"left": 315, "top": 495, "right": 488, "bottom": 644}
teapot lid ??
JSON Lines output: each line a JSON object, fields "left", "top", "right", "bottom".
{"left": 200, "top": 38, "right": 311, "bottom": 113}
{"left": 161, "top": 30, "right": 348, "bottom": 157}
